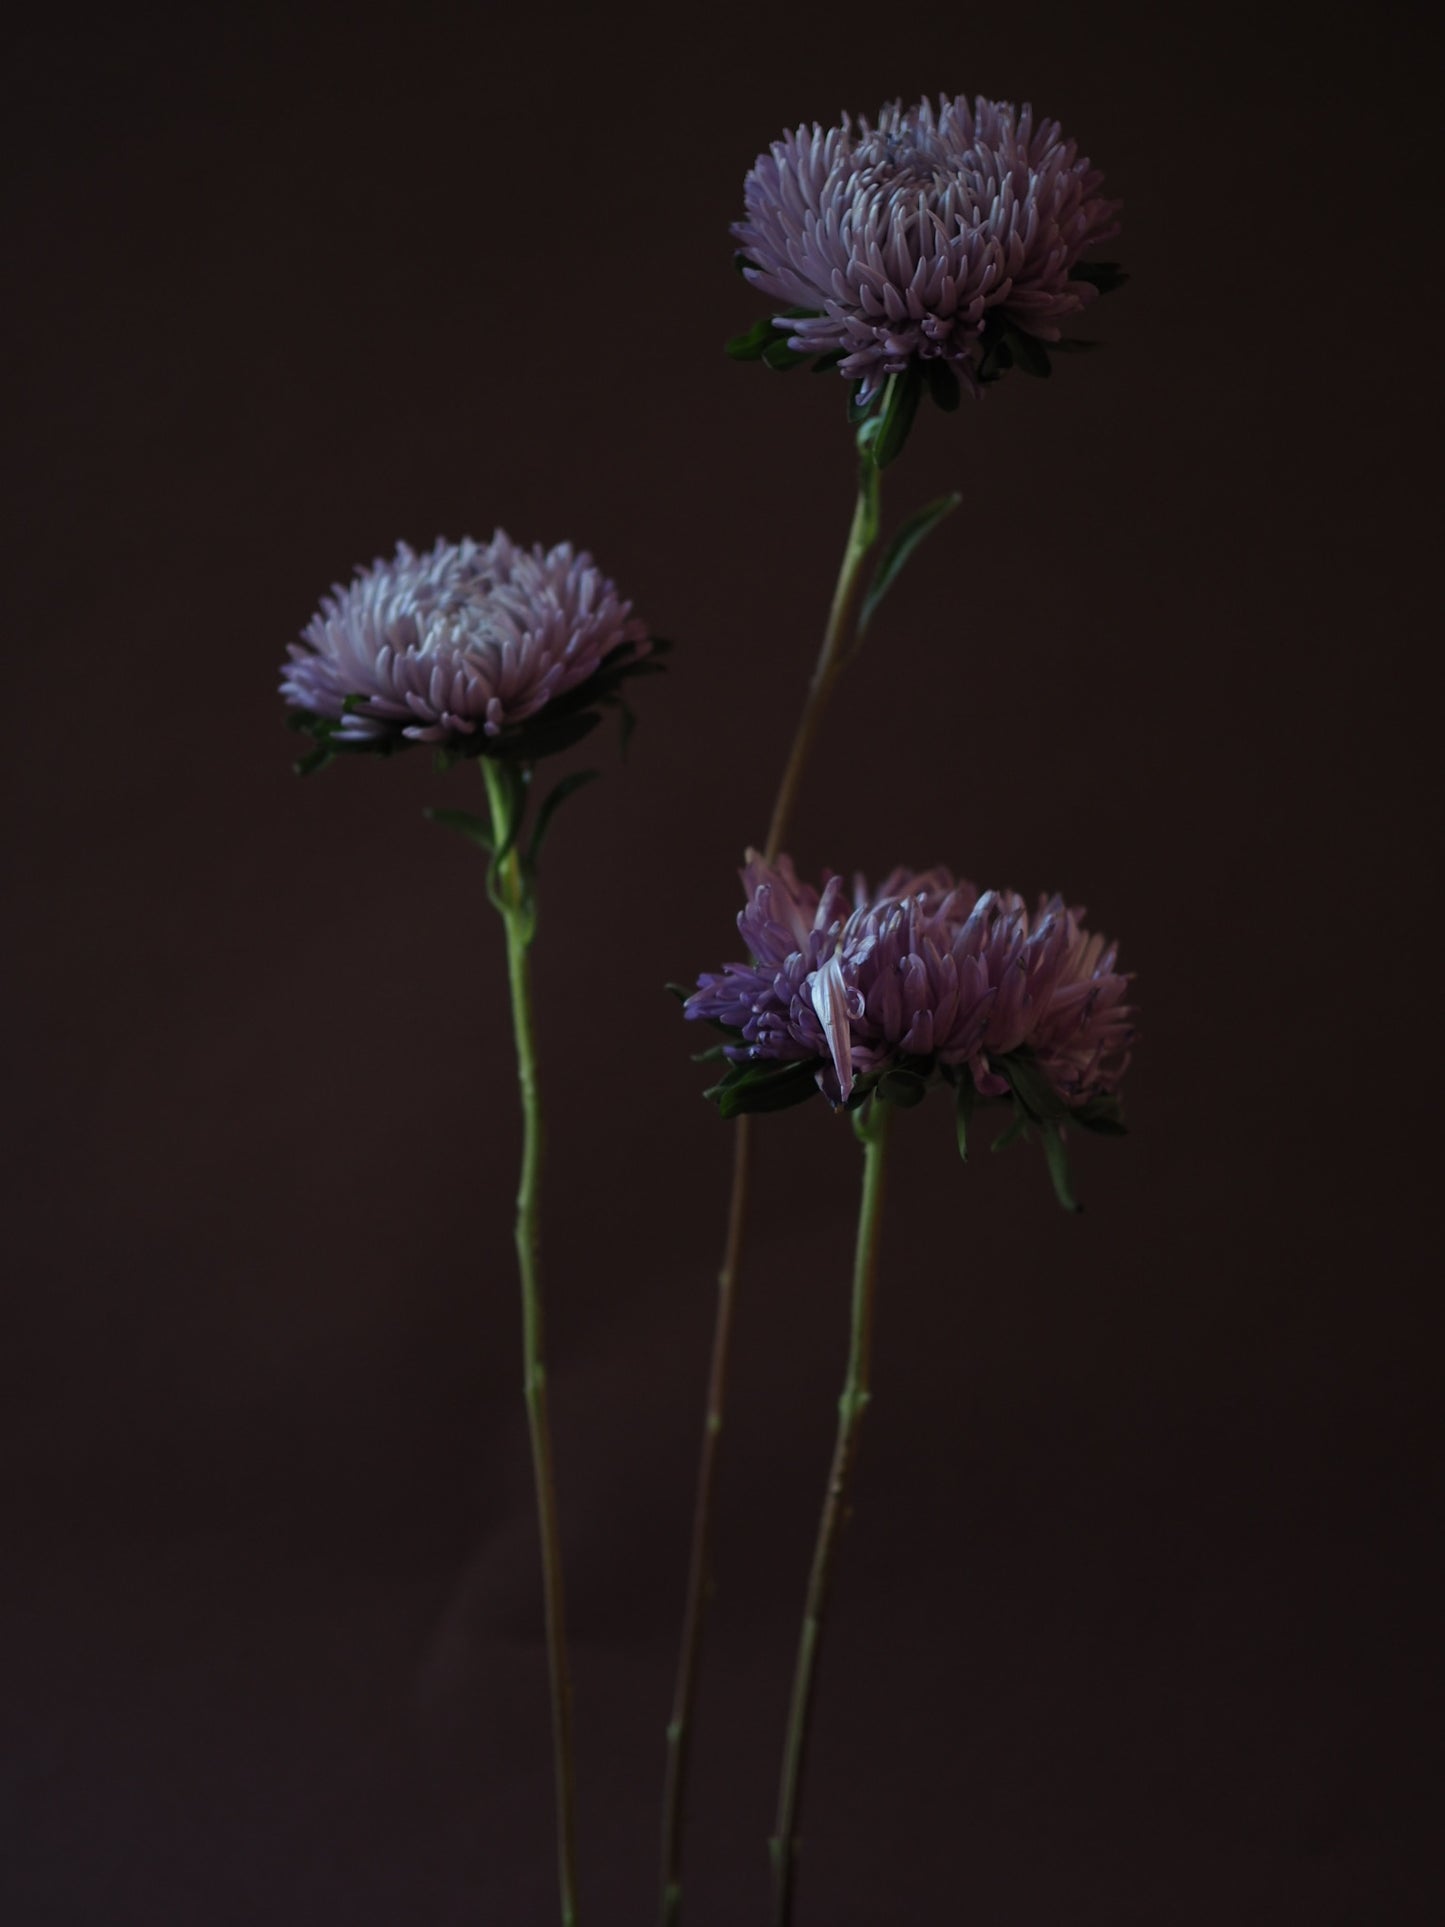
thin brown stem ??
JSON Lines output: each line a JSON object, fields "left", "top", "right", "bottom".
{"left": 659, "top": 1121, "right": 754, "bottom": 1927}
{"left": 660, "top": 470, "right": 882, "bottom": 1925}
{"left": 771, "top": 1098, "right": 893, "bottom": 1926}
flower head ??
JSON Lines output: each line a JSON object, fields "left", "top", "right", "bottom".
{"left": 281, "top": 532, "right": 654, "bottom": 769}
{"left": 734, "top": 95, "right": 1122, "bottom": 400}
{"left": 686, "top": 853, "right": 1134, "bottom": 1127}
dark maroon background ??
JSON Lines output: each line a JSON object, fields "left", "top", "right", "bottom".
{"left": 4, "top": 4, "right": 1439, "bottom": 1923}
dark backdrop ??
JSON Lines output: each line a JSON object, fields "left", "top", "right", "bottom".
{"left": 4, "top": 4, "right": 1439, "bottom": 1923}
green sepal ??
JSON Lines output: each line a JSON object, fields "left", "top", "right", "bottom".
{"left": 487, "top": 708, "right": 602, "bottom": 762}
{"left": 283, "top": 706, "right": 410, "bottom": 777}
{"left": 293, "top": 741, "right": 333, "bottom": 776}
{"left": 991, "top": 1111, "right": 1032, "bottom": 1152}
{"left": 924, "top": 360, "right": 961, "bottom": 411}
{"left": 954, "top": 1077, "right": 976, "bottom": 1161}
{"left": 725, "top": 307, "right": 820, "bottom": 363}
{"left": 725, "top": 316, "right": 779, "bottom": 361}
{"left": 847, "top": 381, "right": 880, "bottom": 426}
{"left": 1069, "top": 260, "right": 1129, "bottom": 295}
{"left": 691, "top": 1043, "right": 732, "bottom": 1064}
{"left": 857, "top": 491, "right": 961, "bottom": 638}
{"left": 1040, "top": 1122, "right": 1082, "bottom": 1213}
{"left": 878, "top": 1067, "right": 928, "bottom": 1108}
{"left": 424, "top": 806, "right": 493, "bottom": 852}
{"left": 811, "top": 349, "right": 847, "bottom": 375}
{"left": 1004, "top": 326, "right": 1052, "bottom": 379}
{"left": 860, "top": 365, "right": 924, "bottom": 468}
{"left": 995, "top": 1049, "right": 1073, "bottom": 1123}
{"left": 762, "top": 336, "right": 811, "bottom": 371}
{"left": 1069, "top": 1092, "right": 1128, "bottom": 1135}
{"left": 527, "top": 769, "right": 600, "bottom": 868}
{"left": 705, "top": 1056, "right": 822, "bottom": 1119}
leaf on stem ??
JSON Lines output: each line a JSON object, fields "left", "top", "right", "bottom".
{"left": 857, "top": 492, "right": 962, "bottom": 638}
{"left": 424, "top": 807, "right": 493, "bottom": 852}
{"left": 705, "top": 1056, "right": 822, "bottom": 1119}
{"left": 527, "top": 769, "right": 601, "bottom": 868}
{"left": 924, "top": 360, "right": 961, "bottom": 412}
{"left": 1040, "top": 1122, "right": 1082, "bottom": 1212}
{"left": 1069, "top": 260, "right": 1129, "bottom": 295}
{"left": 955, "top": 1076, "right": 975, "bottom": 1161}
{"left": 859, "top": 365, "right": 924, "bottom": 468}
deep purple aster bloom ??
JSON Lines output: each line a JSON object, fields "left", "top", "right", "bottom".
{"left": 280, "top": 532, "right": 649, "bottom": 749}
{"left": 736, "top": 95, "right": 1121, "bottom": 400}
{"left": 686, "top": 853, "right": 1134, "bottom": 1110}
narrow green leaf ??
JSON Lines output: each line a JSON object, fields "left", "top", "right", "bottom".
{"left": 762, "top": 336, "right": 809, "bottom": 371}
{"left": 847, "top": 381, "right": 878, "bottom": 426}
{"left": 1070, "top": 1093, "right": 1128, "bottom": 1136}
{"left": 997, "top": 1051, "right": 1072, "bottom": 1123}
{"left": 955, "top": 1078, "right": 976, "bottom": 1161}
{"left": 293, "top": 744, "right": 332, "bottom": 777}
{"left": 424, "top": 807, "right": 493, "bottom": 852}
{"left": 878, "top": 1068, "right": 927, "bottom": 1108}
{"left": 725, "top": 316, "right": 777, "bottom": 361}
{"left": 487, "top": 709, "right": 602, "bottom": 762}
{"left": 924, "top": 360, "right": 961, "bottom": 412}
{"left": 707, "top": 1058, "right": 822, "bottom": 1119}
{"left": 1041, "top": 1123, "right": 1082, "bottom": 1213}
{"left": 992, "top": 1111, "right": 1032, "bottom": 1152}
{"left": 527, "top": 769, "right": 600, "bottom": 867}
{"left": 811, "top": 349, "right": 847, "bottom": 375}
{"left": 1004, "top": 327, "right": 1051, "bottom": 379}
{"left": 1069, "top": 260, "right": 1129, "bottom": 294}
{"left": 867, "top": 365, "right": 924, "bottom": 467}
{"left": 857, "top": 491, "right": 962, "bottom": 638}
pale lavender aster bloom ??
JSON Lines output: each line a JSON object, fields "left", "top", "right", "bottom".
{"left": 280, "top": 532, "right": 649, "bottom": 749}
{"left": 736, "top": 95, "right": 1121, "bottom": 399}
{"left": 687, "top": 853, "right": 1134, "bottom": 1109}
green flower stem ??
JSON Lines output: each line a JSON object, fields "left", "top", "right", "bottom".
{"left": 764, "top": 467, "right": 881, "bottom": 866}
{"left": 771, "top": 1096, "right": 893, "bottom": 1927}
{"left": 482, "top": 756, "right": 581, "bottom": 1927}
{"left": 659, "top": 471, "right": 882, "bottom": 1927}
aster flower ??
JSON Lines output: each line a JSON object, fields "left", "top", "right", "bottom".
{"left": 731, "top": 94, "right": 1123, "bottom": 407}
{"left": 685, "top": 852, "right": 1134, "bottom": 1200}
{"left": 281, "top": 531, "right": 658, "bottom": 773}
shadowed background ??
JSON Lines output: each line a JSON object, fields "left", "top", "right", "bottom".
{"left": 4, "top": 3, "right": 1439, "bottom": 1922}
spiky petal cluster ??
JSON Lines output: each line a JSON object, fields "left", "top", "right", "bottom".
{"left": 686, "top": 853, "right": 1134, "bottom": 1108}
{"left": 736, "top": 95, "right": 1120, "bottom": 399}
{"left": 280, "top": 533, "right": 649, "bottom": 747}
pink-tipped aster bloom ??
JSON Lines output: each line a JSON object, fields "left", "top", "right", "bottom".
{"left": 686, "top": 853, "right": 1134, "bottom": 1115}
{"left": 735, "top": 94, "right": 1121, "bottom": 400}
{"left": 280, "top": 532, "right": 652, "bottom": 764}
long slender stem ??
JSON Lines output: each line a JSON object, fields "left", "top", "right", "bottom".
{"left": 659, "top": 470, "right": 881, "bottom": 1925}
{"left": 765, "top": 475, "right": 879, "bottom": 865}
{"left": 659, "top": 1121, "right": 753, "bottom": 1927}
{"left": 771, "top": 1098, "right": 893, "bottom": 1927}
{"left": 483, "top": 757, "right": 581, "bottom": 1927}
